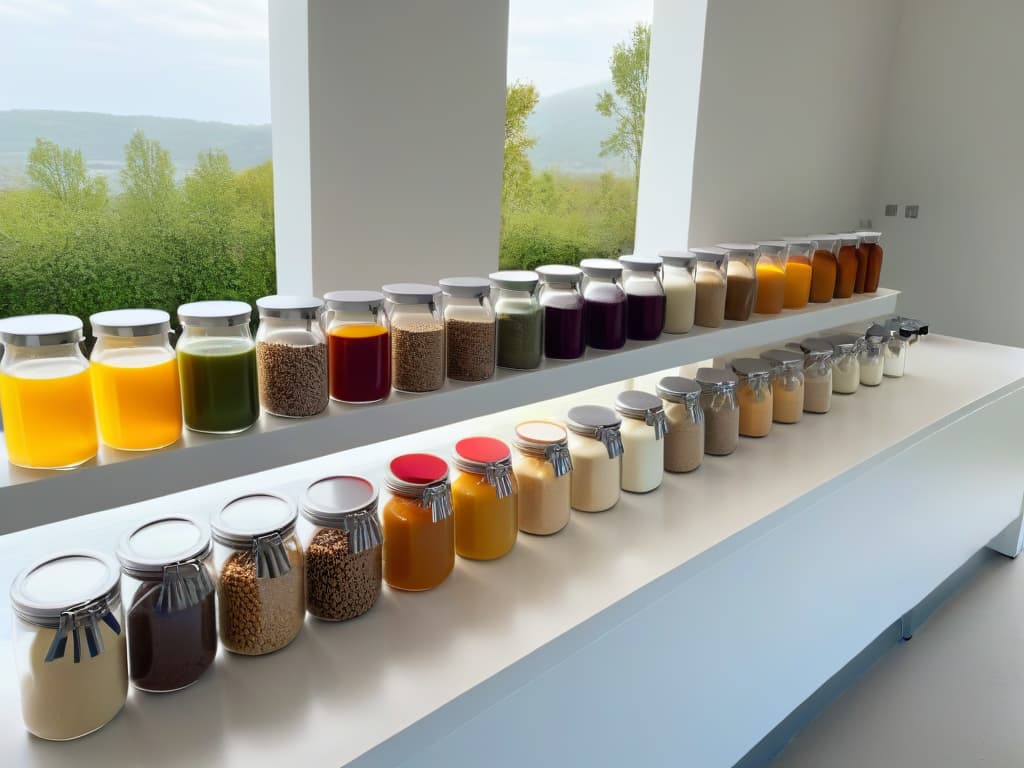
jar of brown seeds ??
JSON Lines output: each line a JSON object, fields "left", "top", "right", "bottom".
{"left": 383, "top": 283, "right": 446, "bottom": 393}
{"left": 439, "top": 277, "right": 496, "bottom": 382}
{"left": 255, "top": 295, "right": 328, "bottom": 418}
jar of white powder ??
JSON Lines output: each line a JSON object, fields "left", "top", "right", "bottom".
{"left": 565, "top": 405, "right": 624, "bottom": 513}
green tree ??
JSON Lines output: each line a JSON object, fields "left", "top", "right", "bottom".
{"left": 25, "top": 138, "right": 107, "bottom": 208}
{"left": 595, "top": 22, "right": 651, "bottom": 187}
{"left": 120, "top": 129, "right": 177, "bottom": 220}
{"left": 503, "top": 80, "right": 540, "bottom": 212}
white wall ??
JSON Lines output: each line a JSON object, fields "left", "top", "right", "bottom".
{"left": 872, "top": 0, "right": 1024, "bottom": 347}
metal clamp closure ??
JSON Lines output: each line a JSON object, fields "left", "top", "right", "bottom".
{"left": 253, "top": 532, "right": 292, "bottom": 579}
{"left": 156, "top": 560, "right": 214, "bottom": 613}
{"left": 543, "top": 443, "right": 574, "bottom": 477}
{"left": 645, "top": 409, "right": 669, "bottom": 441}
{"left": 45, "top": 603, "right": 121, "bottom": 664}
{"left": 420, "top": 481, "right": 454, "bottom": 523}
{"left": 483, "top": 461, "right": 514, "bottom": 499}
{"left": 596, "top": 425, "right": 624, "bottom": 459}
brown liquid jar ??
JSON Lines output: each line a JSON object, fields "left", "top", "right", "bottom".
{"left": 857, "top": 231, "right": 884, "bottom": 293}
{"left": 807, "top": 236, "right": 839, "bottom": 303}
{"left": 719, "top": 243, "right": 758, "bottom": 321}
{"left": 833, "top": 234, "right": 860, "bottom": 298}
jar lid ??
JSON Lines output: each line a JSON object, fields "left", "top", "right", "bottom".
{"left": 489, "top": 270, "right": 539, "bottom": 291}
{"left": 210, "top": 492, "right": 297, "bottom": 547}
{"left": 439, "top": 276, "right": 491, "bottom": 299}
{"left": 301, "top": 475, "right": 379, "bottom": 525}
{"left": 10, "top": 551, "right": 120, "bottom": 627}
{"left": 690, "top": 246, "right": 727, "bottom": 264}
{"left": 257, "top": 295, "right": 323, "bottom": 320}
{"left": 834, "top": 233, "right": 860, "bottom": 245}
{"left": 695, "top": 367, "right": 738, "bottom": 391}
{"left": 782, "top": 237, "right": 813, "bottom": 247}
{"left": 657, "top": 250, "right": 696, "bottom": 268}
{"left": 716, "top": 243, "right": 758, "bottom": 254}
{"left": 827, "top": 333, "right": 862, "bottom": 352}
{"left": 756, "top": 240, "right": 786, "bottom": 252}
{"left": 178, "top": 300, "right": 252, "bottom": 327}
{"left": 453, "top": 437, "right": 514, "bottom": 497}
{"left": 855, "top": 231, "right": 882, "bottom": 243}
{"left": 865, "top": 323, "right": 888, "bottom": 341}
{"left": 619, "top": 254, "right": 662, "bottom": 272}
{"left": 760, "top": 349, "right": 804, "bottom": 370}
{"left": 566, "top": 404, "right": 623, "bottom": 458}
{"left": 514, "top": 420, "right": 568, "bottom": 449}
{"left": 117, "top": 516, "right": 212, "bottom": 578}
{"left": 536, "top": 265, "right": 583, "bottom": 285}
{"left": 579, "top": 258, "right": 623, "bottom": 279}
{"left": 730, "top": 358, "right": 774, "bottom": 380}
{"left": 386, "top": 453, "right": 453, "bottom": 521}
{"left": 381, "top": 283, "right": 441, "bottom": 304}
{"left": 807, "top": 235, "right": 840, "bottom": 250}
{"left": 793, "top": 338, "right": 834, "bottom": 359}
{"left": 615, "top": 389, "right": 664, "bottom": 419}
{"left": 0, "top": 314, "right": 83, "bottom": 347}
{"left": 324, "top": 289, "right": 385, "bottom": 311}
{"left": 90, "top": 309, "right": 171, "bottom": 338}
{"left": 656, "top": 376, "right": 700, "bottom": 403}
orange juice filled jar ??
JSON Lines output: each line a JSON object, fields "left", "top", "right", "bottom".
{"left": 451, "top": 437, "right": 518, "bottom": 560}
{"left": 0, "top": 315, "right": 97, "bottom": 469}
{"left": 808, "top": 236, "right": 839, "bottom": 303}
{"left": 782, "top": 238, "right": 813, "bottom": 309}
{"left": 89, "top": 309, "right": 182, "bottom": 451}
{"left": 382, "top": 454, "right": 455, "bottom": 591}
{"left": 833, "top": 234, "right": 860, "bottom": 298}
{"left": 323, "top": 291, "right": 391, "bottom": 403}
{"left": 856, "top": 231, "right": 884, "bottom": 293}
{"left": 754, "top": 241, "right": 787, "bottom": 314}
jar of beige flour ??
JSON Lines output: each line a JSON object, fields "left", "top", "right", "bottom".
{"left": 512, "top": 420, "right": 574, "bottom": 535}
{"left": 656, "top": 376, "right": 704, "bottom": 472}
{"left": 695, "top": 368, "right": 740, "bottom": 456}
{"left": 566, "top": 405, "right": 624, "bottom": 512}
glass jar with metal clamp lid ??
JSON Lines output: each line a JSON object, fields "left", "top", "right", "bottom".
{"left": 451, "top": 436, "right": 518, "bottom": 560}
{"left": 210, "top": 492, "right": 305, "bottom": 655}
{"left": 657, "top": 376, "right": 704, "bottom": 472}
{"left": 512, "top": 420, "right": 574, "bottom": 535}
{"left": 730, "top": 358, "right": 774, "bottom": 438}
{"left": 790, "top": 338, "right": 834, "bottom": 413}
{"left": 565, "top": 404, "right": 624, "bottom": 512}
{"left": 117, "top": 516, "right": 216, "bottom": 692}
{"left": 695, "top": 368, "right": 739, "bottom": 455}
{"left": 860, "top": 325, "right": 886, "bottom": 386}
{"left": 827, "top": 333, "right": 862, "bottom": 394}
{"left": 615, "top": 390, "right": 669, "bottom": 493}
{"left": 884, "top": 324, "right": 914, "bottom": 378}
{"left": 760, "top": 348, "right": 805, "bottom": 423}
{"left": 10, "top": 551, "right": 127, "bottom": 740}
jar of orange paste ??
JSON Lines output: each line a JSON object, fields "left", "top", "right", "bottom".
{"left": 807, "top": 235, "right": 839, "bottom": 303}
{"left": 451, "top": 437, "right": 518, "bottom": 560}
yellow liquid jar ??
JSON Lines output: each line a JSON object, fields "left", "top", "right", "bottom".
{"left": 90, "top": 309, "right": 182, "bottom": 451}
{"left": 451, "top": 437, "right": 518, "bottom": 560}
{"left": 0, "top": 314, "right": 97, "bottom": 469}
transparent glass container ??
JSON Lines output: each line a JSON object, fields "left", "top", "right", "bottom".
{"left": 658, "top": 251, "right": 697, "bottom": 334}
{"left": 0, "top": 314, "right": 97, "bottom": 469}
{"left": 491, "top": 270, "right": 543, "bottom": 369}
{"left": 382, "top": 453, "right": 455, "bottom": 591}
{"left": 857, "top": 231, "right": 884, "bottom": 293}
{"left": 210, "top": 492, "right": 305, "bottom": 656}
{"left": 760, "top": 349, "right": 805, "bottom": 423}
{"left": 695, "top": 368, "right": 739, "bottom": 456}
{"left": 383, "top": 284, "right": 445, "bottom": 393}
{"left": 692, "top": 247, "right": 728, "bottom": 328}
{"left": 255, "top": 295, "right": 328, "bottom": 418}
{"left": 656, "top": 376, "right": 703, "bottom": 473}
{"left": 794, "top": 339, "right": 834, "bottom": 413}
{"left": 808, "top": 235, "right": 839, "bottom": 303}
{"left": 116, "top": 516, "right": 216, "bottom": 692}
{"left": 828, "top": 333, "right": 861, "bottom": 394}
{"left": 299, "top": 475, "right": 383, "bottom": 621}
{"left": 323, "top": 290, "right": 391, "bottom": 403}
{"left": 536, "top": 265, "right": 586, "bottom": 359}
{"left": 619, "top": 254, "right": 666, "bottom": 341}
{"left": 615, "top": 389, "right": 668, "bottom": 492}
{"left": 512, "top": 420, "right": 573, "bottom": 535}
{"left": 451, "top": 437, "right": 518, "bottom": 560}
{"left": 580, "top": 258, "right": 627, "bottom": 349}
{"left": 439, "top": 277, "right": 496, "bottom": 382}
{"left": 754, "top": 241, "right": 787, "bottom": 315}
{"left": 782, "top": 238, "right": 813, "bottom": 309}
{"left": 718, "top": 243, "right": 758, "bottom": 321}
{"left": 566, "top": 405, "right": 623, "bottom": 512}
{"left": 731, "top": 358, "right": 774, "bottom": 438}
{"left": 11, "top": 551, "right": 127, "bottom": 740}
{"left": 833, "top": 234, "right": 860, "bottom": 298}
{"left": 860, "top": 331, "right": 885, "bottom": 386}
{"left": 176, "top": 301, "right": 259, "bottom": 434}
{"left": 884, "top": 329, "right": 911, "bottom": 378}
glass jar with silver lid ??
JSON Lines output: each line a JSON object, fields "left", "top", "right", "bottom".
{"left": 383, "top": 283, "right": 446, "bottom": 393}
{"left": 615, "top": 390, "right": 668, "bottom": 493}
{"left": 439, "top": 277, "right": 496, "bottom": 382}
{"left": 827, "top": 333, "right": 862, "bottom": 395}
{"left": 657, "top": 376, "right": 704, "bottom": 472}
{"left": 730, "top": 358, "right": 774, "bottom": 438}
{"left": 760, "top": 348, "right": 805, "bottom": 423}
{"left": 565, "top": 404, "right": 624, "bottom": 512}
{"left": 512, "top": 420, "right": 574, "bottom": 535}
{"left": 695, "top": 367, "right": 739, "bottom": 456}
{"left": 255, "top": 295, "right": 328, "bottom": 418}
{"left": 791, "top": 338, "right": 834, "bottom": 413}
{"left": 860, "top": 325, "right": 886, "bottom": 386}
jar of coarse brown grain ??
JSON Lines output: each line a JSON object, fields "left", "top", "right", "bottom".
{"left": 382, "top": 283, "right": 446, "bottom": 393}
{"left": 299, "top": 475, "right": 383, "bottom": 622}
{"left": 210, "top": 492, "right": 305, "bottom": 656}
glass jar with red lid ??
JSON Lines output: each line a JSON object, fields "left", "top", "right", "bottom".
{"left": 451, "top": 436, "right": 518, "bottom": 560}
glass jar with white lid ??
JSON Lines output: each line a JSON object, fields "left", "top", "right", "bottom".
{"left": 382, "top": 283, "right": 445, "bottom": 393}
{"left": 656, "top": 376, "right": 704, "bottom": 472}
{"left": 717, "top": 243, "right": 758, "bottom": 321}
{"left": 323, "top": 290, "right": 391, "bottom": 403}
{"left": 512, "top": 420, "right": 574, "bottom": 535}
{"left": 491, "top": 270, "right": 543, "bottom": 370}
{"left": 619, "top": 254, "right": 666, "bottom": 341}
{"left": 439, "top": 277, "right": 496, "bottom": 382}
{"left": 10, "top": 550, "right": 127, "bottom": 740}
{"left": 828, "top": 333, "right": 862, "bottom": 394}
{"left": 579, "top": 258, "right": 627, "bottom": 349}
{"left": 255, "top": 295, "right": 328, "bottom": 418}
{"left": 0, "top": 314, "right": 97, "bottom": 469}
{"left": 565, "top": 404, "right": 623, "bottom": 512}
{"left": 615, "top": 389, "right": 668, "bottom": 493}
{"left": 692, "top": 247, "right": 728, "bottom": 328}
{"left": 658, "top": 250, "right": 697, "bottom": 334}
{"left": 536, "top": 265, "right": 586, "bottom": 359}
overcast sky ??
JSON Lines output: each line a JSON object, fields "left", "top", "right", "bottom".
{"left": 0, "top": 0, "right": 651, "bottom": 125}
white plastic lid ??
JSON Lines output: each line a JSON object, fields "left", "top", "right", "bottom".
{"left": 210, "top": 492, "right": 297, "bottom": 547}
{"left": 10, "top": 551, "right": 121, "bottom": 626}
{"left": 619, "top": 254, "right": 662, "bottom": 272}
{"left": 300, "top": 475, "right": 379, "bottom": 527}
{"left": 579, "top": 258, "right": 623, "bottom": 279}
{"left": 256, "top": 295, "right": 323, "bottom": 320}
{"left": 658, "top": 250, "right": 696, "bottom": 268}
{"left": 381, "top": 283, "right": 441, "bottom": 304}
{"left": 855, "top": 231, "right": 882, "bottom": 243}
{"left": 177, "top": 300, "right": 252, "bottom": 327}
{"left": 717, "top": 243, "right": 758, "bottom": 254}
{"left": 536, "top": 265, "right": 583, "bottom": 285}
{"left": 324, "top": 290, "right": 385, "bottom": 311}
{"left": 489, "top": 270, "right": 539, "bottom": 291}
{"left": 0, "top": 314, "right": 83, "bottom": 347}
{"left": 756, "top": 241, "right": 787, "bottom": 251}
{"left": 117, "top": 516, "right": 211, "bottom": 577}
{"left": 834, "top": 233, "right": 860, "bottom": 245}
{"left": 807, "top": 235, "right": 840, "bottom": 249}
{"left": 90, "top": 309, "right": 171, "bottom": 338}
{"left": 439, "top": 277, "right": 491, "bottom": 298}
{"left": 690, "top": 246, "right": 727, "bottom": 263}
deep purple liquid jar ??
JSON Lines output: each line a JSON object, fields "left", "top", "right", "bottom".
{"left": 543, "top": 299, "right": 585, "bottom": 359}
{"left": 584, "top": 283, "right": 627, "bottom": 350}
{"left": 626, "top": 293, "right": 666, "bottom": 340}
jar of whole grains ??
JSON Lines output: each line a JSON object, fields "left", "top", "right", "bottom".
{"left": 255, "top": 295, "right": 328, "bottom": 418}
{"left": 210, "top": 493, "right": 305, "bottom": 656}
{"left": 383, "top": 284, "right": 445, "bottom": 393}
{"left": 511, "top": 420, "right": 574, "bottom": 535}
{"left": 439, "top": 277, "right": 496, "bottom": 382}
{"left": 299, "top": 475, "right": 383, "bottom": 622}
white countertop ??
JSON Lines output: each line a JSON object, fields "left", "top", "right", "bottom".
{"left": 0, "top": 333, "right": 1021, "bottom": 767}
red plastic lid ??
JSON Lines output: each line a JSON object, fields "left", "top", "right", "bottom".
{"left": 454, "top": 437, "right": 510, "bottom": 464}
{"left": 389, "top": 453, "right": 448, "bottom": 485}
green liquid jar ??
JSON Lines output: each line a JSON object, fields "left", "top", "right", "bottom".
{"left": 491, "top": 270, "right": 543, "bottom": 370}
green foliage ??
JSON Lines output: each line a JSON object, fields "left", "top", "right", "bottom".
{"left": 26, "top": 138, "right": 108, "bottom": 209}
{"left": 120, "top": 129, "right": 179, "bottom": 222}
{"left": 503, "top": 81, "right": 540, "bottom": 213}
{"left": 595, "top": 22, "right": 651, "bottom": 186}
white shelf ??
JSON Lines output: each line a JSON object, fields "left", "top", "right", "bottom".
{"left": 0, "top": 289, "right": 898, "bottom": 534}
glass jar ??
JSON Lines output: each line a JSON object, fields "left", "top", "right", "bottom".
{"left": 807, "top": 236, "right": 839, "bottom": 303}
{"left": 176, "top": 301, "right": 259, "bottom": 434}
{"left": 828, "top": 333, "right": 861, "bottom": 394}
{"left": 857, "top": 231, "right": 884, "bottom": 293}
{"left": 692, "top": 247, "right": 728, "bottom": 328}
{"left": 782, "top": 238, "right": 813, "bottom": 309}
{"left": 860, "top": 328, "right": 885, "bottom": 386}
{"left": 754, "top": 241, "right": 787, "bottom": 315}
{"left": 323, "top": 290, "right": 391, "bottom": 403}
{"left": 0, "top": 314, "right": 97, "bottom": 469}
{"left": 536, "top": 265, "right": 586, "bottom": 360}
{"left": 695, "top": 368, "right": 739, "bottom": 456}
{"left": 116, "top": 516, "right": 216, "bottom": 692}
{"left": 210, "top": 492, "right": 305, "bottom": 655}
{"left": 299, "top": 475, "right": 383, "bottom": 621}
{"left": 382, "top": 453, "right": 455, "bottom": 590}
{"left": 439, "top": 277, "right": 496, "bottom": 382}
{"left": 730, "top": 358, "right": 774, "bottom": 438}
{"left": 794, "top": 339, "right": 834, "bottom": 413}
{"left": 491, "top": 270, "right": 543, "bottom": 370}
{"left": 658, "top": 250, "right": 697, "bottom": 334}
{"left": 615, "top": 390, "right": 667, "bottom": 493}
{"left": 760, "top": 349, "right": 805, "bottom": 423}
{"left": 512, "top": 420, "right": 573, "bottom": 535}
{"left": 565, "top": 405, "right": 623, "bottom": 512}
{"left": 619, "top": 254, "right": 666, "bottom": 341}
{"left": 10, "top": 551, "right": 127, "bottom": 740}
{"left": 718, "top": 243, "right": 758, "bottom": 321}
{"left": 833, "top": 234, "right": 860, "bottom": 298}
{"left": 580, "top": 258, "right": 627, "bottom": 349}
{"left": 90, "top": 309, "right": 182, "bottom": 451}
{"left": 884, "top": 328, "right": 911, "bottom": 378}
{"left": 656, "top": 376, "right": 703, "bottom": 473}
{"left": 382, "top": 283, "right": 445, "bottom": 393}
{"left": 452, "top": 437, "right": 518, "bottom": 560}
{"left": 255, "top": 295, "right": 328, "bottom": 418}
